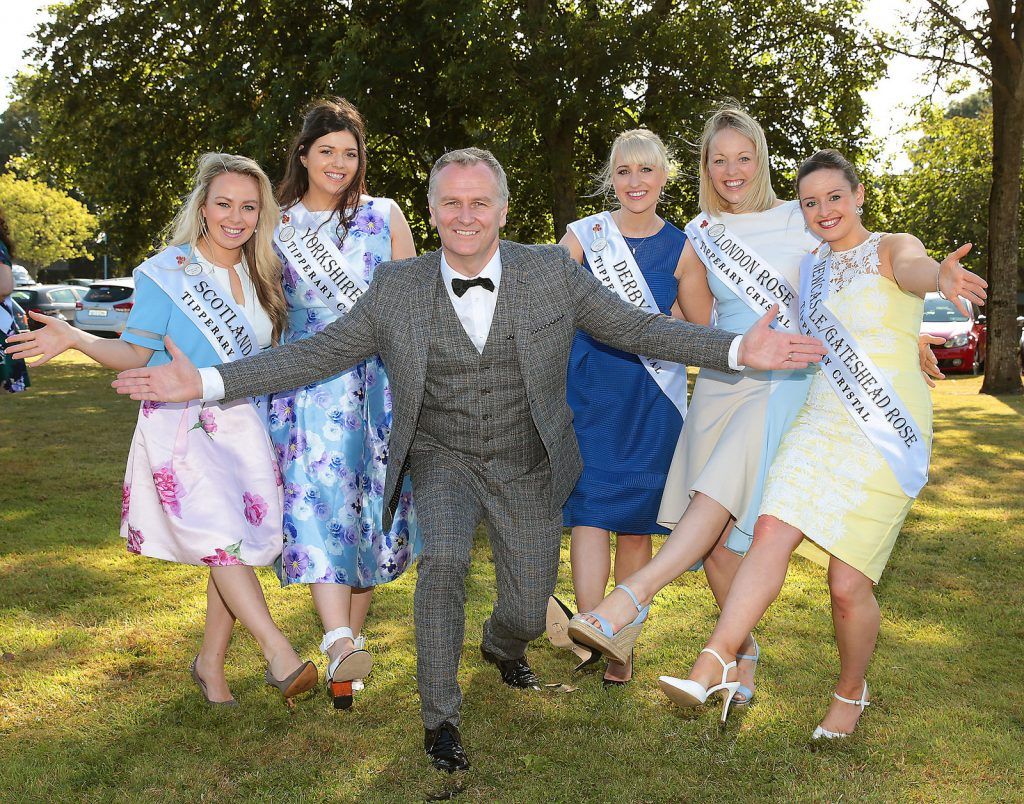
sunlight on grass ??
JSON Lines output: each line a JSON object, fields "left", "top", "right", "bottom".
{"left": 0, "top": 366, "right": 1021, "bottom": 800}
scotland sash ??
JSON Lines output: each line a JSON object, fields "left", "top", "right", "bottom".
{"left": 274, "top": 205, "right": 370, "bottom": 316}
{"left": 135, "top": 245, "right": 261, "bottom": 364}
{"left": 684, "top": 214, "right": 800, "bottom": 332}
{"left": 568, "top": 211, "right": 688, "bottom": 419}
{"left": 799, "top": 246, "right": 929, "bottom": 497}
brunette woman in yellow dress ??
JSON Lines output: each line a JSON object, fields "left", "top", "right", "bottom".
{"left": 658, "top": 150, "right": 987, "bottom": 737}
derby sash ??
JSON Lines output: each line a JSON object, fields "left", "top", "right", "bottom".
{"left": 685, "top": 214, "right": 799, "bottom": 332}
{"left": 568, "top": 211, "right": 688, "bottom": 419}
{"left": 274, "top": 207, "right": 368, "bottom": 316}
{"left": 799, "top": 247, "right": 929, "bottom": 497}
{"left": 135, "top": 245, "right": 261, "bottom": 364}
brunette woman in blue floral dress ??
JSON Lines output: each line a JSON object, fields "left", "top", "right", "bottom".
{"left": 269, "top": 98, "right": 421, "bottom": 708}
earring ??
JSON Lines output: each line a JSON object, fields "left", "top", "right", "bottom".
{"left": 856, "top": 206, "right": 863, "bottom": 216}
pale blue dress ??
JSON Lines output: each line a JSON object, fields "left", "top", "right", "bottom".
{"left": 269, "top": 199, "right": 422, "bottom": 587}
{"left": 658, "top": 201, "right": 819, "bottom": 555}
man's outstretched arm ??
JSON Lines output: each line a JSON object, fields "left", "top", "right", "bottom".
{"left": 563, "top": 254, "right": 825, "bottom": 371}
{"left": 113, "top": 280, "right": 382, "bottom": 403}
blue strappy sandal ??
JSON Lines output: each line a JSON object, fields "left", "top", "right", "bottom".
{"left": 732, "top": 635, "right": 760, "bottom": 706}
{"left": 566, "top": 584, "right": 649, "bottom": 666}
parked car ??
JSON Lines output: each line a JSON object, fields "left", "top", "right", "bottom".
{"left": 74, "top": 277, "right": 135, "bottom": 336}
{"left": 921, "top": 292, "right": 987, "bottom": 374}
{"left": 10, "top": 284, "right": 89, "bottom": 329}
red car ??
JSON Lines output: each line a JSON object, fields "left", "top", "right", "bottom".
{"left": 921, "top": 292, "right": 986, "bottom": 375}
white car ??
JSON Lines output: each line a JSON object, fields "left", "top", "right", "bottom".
{"left": 11, "top": 264, "right": 33, "bottom": 287}
{"left": 75, "top": 278, "right": 135, "bottom": 335}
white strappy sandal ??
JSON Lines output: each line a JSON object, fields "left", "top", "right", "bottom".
{"left": 657, "top": 647, "right": 743, "bottom": 724}
{"left": 321, "top": 626, "right": 372, "bottom": 710}
{"left": 811, "top": 681, "right": 871, "bottom": 740}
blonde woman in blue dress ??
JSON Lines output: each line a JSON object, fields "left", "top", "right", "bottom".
{"left": 567, "top": 107, "right": 943, "bottom": 706}
{"left": 658, "top": 149, "right": 986, "bottom": 735}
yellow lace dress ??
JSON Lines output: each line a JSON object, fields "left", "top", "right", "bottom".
{"left": 759, "top": 233, "right": 933, "bottom": 583}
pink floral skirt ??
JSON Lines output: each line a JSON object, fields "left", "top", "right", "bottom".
{"left": 120, "top": 398, "right": 284, "bottom": 567}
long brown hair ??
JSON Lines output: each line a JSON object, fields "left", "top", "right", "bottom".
{"left": 276, "top": 97, "right": 368, "bottom": 243}
{"left": 165, "top": 153, "right": 288, "bottom": 343}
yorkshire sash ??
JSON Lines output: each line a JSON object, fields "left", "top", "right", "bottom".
{"left": 274, "top": 205, "right": 369, "bottom": 316}
{"left": 799, "top": 247, "right": 929, "bottom": 497}
{"left": 685, "top": 214, "right": 800, "bottom": 331}
{"left": 0, "top": 300, "right": 14, "bottom": 334}
{"left": 568, "top": 211, "right": 688, "bottom": 419}
{"left": 135, "top": 245, "right": 260, "bottom": 364}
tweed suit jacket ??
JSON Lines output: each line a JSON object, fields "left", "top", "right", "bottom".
{"left": 217, "top": 240, "right": 737, "bottom": 526}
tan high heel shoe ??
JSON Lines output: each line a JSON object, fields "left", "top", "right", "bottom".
{"left": 264, "top": 657, "right": 318, "bottom": 708}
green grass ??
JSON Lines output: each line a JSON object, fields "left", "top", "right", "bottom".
{"left": 1, "top": 354, "right": 1022, "bottom": 802}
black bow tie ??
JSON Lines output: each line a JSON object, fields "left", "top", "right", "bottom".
{"left": 451, "top": 276, "right": 495, "bottom": 298}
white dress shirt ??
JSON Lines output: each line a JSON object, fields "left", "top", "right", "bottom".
{"left": 440, "top": 247, "right": 502, "bottom": 354}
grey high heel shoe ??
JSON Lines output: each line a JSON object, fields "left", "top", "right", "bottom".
{"left": 264, "top": 657, "right": 318, "bottom": 708}
{"left": 189, "top": 656, "right": 238, "bottom": 707}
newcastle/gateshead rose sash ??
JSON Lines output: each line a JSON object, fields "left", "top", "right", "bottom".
{"left": 798, "top": 246, "right": 929, "bottom": 498}
{"left": 568, "top": 211, "right": 688, "bottom": 419}
{"left": 684, "top": 213, "right": 800, "bottom": 332}
{"left": 274, "top": 206, "right": 369, "bottom": 316}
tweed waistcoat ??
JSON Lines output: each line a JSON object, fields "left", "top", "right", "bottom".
{"left": 415, "top": 275, "right": 545, "bottom": 480}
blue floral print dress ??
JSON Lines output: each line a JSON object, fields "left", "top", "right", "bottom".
{"left": 269, "top": 198, "right": 421, "bottom": 587}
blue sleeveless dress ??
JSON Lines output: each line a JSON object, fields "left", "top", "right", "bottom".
{"left": 268, "top": 199, "right": 422, "bottom": 587}
{"left": 563, "top": 221, "right": 687, "bottom": 535}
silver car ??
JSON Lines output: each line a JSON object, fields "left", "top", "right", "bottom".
{"left": 75, "top": 278, "right": 135, "bottom": 335}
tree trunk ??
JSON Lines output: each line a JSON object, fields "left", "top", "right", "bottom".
{"left": 980, "top": 1, "right": 1024, "bottom": 395}
{"left": 545, "top": 119, "right": 579, "bottom": 241}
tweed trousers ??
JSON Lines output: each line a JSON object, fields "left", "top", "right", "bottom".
{"left": 409, "top": 444, "right": 562, "bottom": 729}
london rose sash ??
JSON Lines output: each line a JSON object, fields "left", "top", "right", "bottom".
{"left": 568, "top": 211, "right": 688, "bottom": 419}
{"left": 274, "top": 206, "right": 369, "bottom": 316}
{"left": 798, "top": 246, "right": 929, "bottom": 498}
{"left": 136, "top": 245, "right": 261, "bottom": 364}
{"left": 684, "top": 214, "right": 800, "bottom": 332}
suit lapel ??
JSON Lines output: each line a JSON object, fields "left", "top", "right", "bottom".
{"left": 406, "top": 249, "right": 441, "bottom": 376}
{"left": 498, "top": 241, "right": 535, "bottom": 382}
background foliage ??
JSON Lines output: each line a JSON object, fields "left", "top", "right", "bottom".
{"left": 0, "top": 173, "right": 97, "bottom": 267}
{"left": 13, "top": 0, "right": 884, "bottom": 266}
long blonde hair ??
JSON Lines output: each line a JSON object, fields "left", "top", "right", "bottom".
{"left": 166, "top": 152, "right": 288, "bottom": 343}
{"left": 595, "top": 128, "right": 678, "bottom": 200}
{"left": 697, "top": 104, "right": 777, "bottom": 216}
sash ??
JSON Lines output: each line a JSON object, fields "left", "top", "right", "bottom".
{"left": 274, "top": 206, "right": 369, "bottom": 316}
{"left": 0, "top": 300, "right": 14, "bottom": 334}
{"left": 684, "top": 214, "right": 800, "bottom": 332}
{"left": 568, "top": 211, "right": 688, "bottom": 419}
{"left": 135, "top": 245, "right": 261, "bottom": 364}
{"left": 799, "top": 247, "right": 929, "bottom": 497}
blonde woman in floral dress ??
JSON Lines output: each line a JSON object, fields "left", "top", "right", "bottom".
{"left": 6, "top": 153, "right": 318, "bottom": 708}
{"left": 657, "top": 149, "right": 986, "bottom": 735}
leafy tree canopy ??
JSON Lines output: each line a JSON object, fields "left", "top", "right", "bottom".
{"left": 15, "top": 0, "right": 884, "bottom": 265}
{"left": 0, "top": 173, "right": 98, "bottom": 268}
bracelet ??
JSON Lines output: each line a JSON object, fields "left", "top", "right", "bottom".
{"left": 936, "top": 267, "right": 950, "bottom": 301}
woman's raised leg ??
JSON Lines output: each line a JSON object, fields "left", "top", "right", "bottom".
{"left": 578, "top": 493, "right": 732, "bottom": 632}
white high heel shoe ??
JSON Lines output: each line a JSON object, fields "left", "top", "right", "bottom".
{"left": 811, "top": 681, "right": 870, "bottom": 740}
{"left": 658, "top": 648, "right": 742, "bottom": 724}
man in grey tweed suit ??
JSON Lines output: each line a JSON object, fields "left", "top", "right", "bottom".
{"left": 114, "top": 148, "right": 825, "bottom": 773}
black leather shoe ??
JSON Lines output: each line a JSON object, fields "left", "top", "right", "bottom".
{"left": 480, "top": 647, "right": 542, "bottom": 690}
{"left": 424, "top": 722, "right": 470, "bottom": 773}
